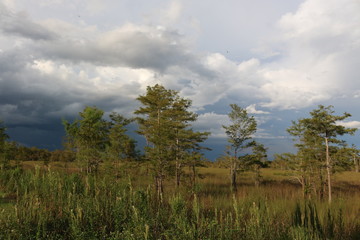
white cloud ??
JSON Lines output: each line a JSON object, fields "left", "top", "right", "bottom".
{"left": 1, "top": 0, "right": 359, "bottom": 116}
{"left": 29, "top": 59, "right": 150, "bottom": 104}
{"left": 194, "top": 112, "right": 279, "bottom": 140}
{"left": 29, "top": 21, "right": 198, "bottom": 73}
{"left": 259, "top": 0, "right": 360, "bottom": 109}
{"left": 337, "top": 121, "right": 360, "bottom": 129}
{"left": 32, "top": 60, "right": 55, "bottom": 74}
{"left": 194, "top": 112, "right": 229, "bottom": 138}
{"left": 255, "top": 128, "right": 287, "bottom": 139}
{"left": 246, "top": 104, "right": 270, "bottom": 115}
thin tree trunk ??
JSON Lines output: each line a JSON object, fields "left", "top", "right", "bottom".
{"left": 230, "top": 147, "right": 238, "bottom": 192}
{"left": 318, "top": 169, "right": 325, "bottom": 200}
{"left": 254, "top": 165, "right": 260, "bottom": 188}
{"left": 175, "top": 138, "right": 181, "bottom": 188}
{"left": 176, "top": 163, "right": 181, "bottom": 188}
{"left": 191, "top": 164, "right": 196, "bottom": 193}
{"left": 354, "top": 155, "right": 359, "bottom": 173}
{"left": 301, "top": 177, "right": 305, "bottom": 199}
{"left": 325, "top": 137, "right": 332, "bottom": 204}
{"left": 231, "top": 159, "right": 237, "bottom": 192}
{"left": 295, "top": 174, "right": 306, "bottom": 199}
{"left": 155, "top": 174, "right": 164, "bottom": 203}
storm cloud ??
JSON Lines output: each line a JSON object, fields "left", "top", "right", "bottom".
{"left": 0, "top": 0, "right": 359, "bottom": 157}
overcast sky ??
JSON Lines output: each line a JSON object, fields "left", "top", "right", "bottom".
{"left": 1, "top": 0, "right": 360, "bottom": 159}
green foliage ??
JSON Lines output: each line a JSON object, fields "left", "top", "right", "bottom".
{"left": 107, "top": 112, "right": 136, "bottom": 161}
{"left": 134, "top": 84, "right": 209, "bottom": 194}
{"left": 303, "top": 105, "right": 356, "bottom": 139}
{"left": 287, "top": 105, "right": 357, "bottom": 201}
{"left": 63, "top": 106, "right": 109, "bottom": 173}
{"left": 244, "top": 142, "right": 268, "bottom": 187}
{"left": 223, "top": 104, "right": 257, "bottom": 155}
{"left": 223, "top": 104, "right": 258, "bottom": 191}
{"left": 63, "top": 106, "right": 137, "bottom": 174}
{"left": 50, "top": 149, "right": 76, "bottom": 163}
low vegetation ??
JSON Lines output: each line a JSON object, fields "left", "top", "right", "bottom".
{"left": 1, "top": 164, "right": 360, "bottom": 239}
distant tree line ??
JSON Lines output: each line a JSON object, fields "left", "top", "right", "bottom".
{"left": 0, "top": 142, "right": 75, "bottom": 169}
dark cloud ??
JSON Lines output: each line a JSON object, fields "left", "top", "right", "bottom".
{"left": 34, "top": 24, "right": 213, "bottom": 76}
{"left": 0, "top": 4, "right": 57, "bottom": 41}
{"left": 0, "top": 50, "right": 135, "bottom": 125}
{"left": 1, "top": 0, "right": 359, "bottom": 158}
{"left": 0, "top": 50, "right": 139, "bottom": 149}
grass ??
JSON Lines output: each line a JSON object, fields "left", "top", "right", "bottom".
{"left": 1, "top": 163, "right": 360, "bottom": 239}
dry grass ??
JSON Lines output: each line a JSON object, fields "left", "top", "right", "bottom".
{"left": 2, "top": 163, "right": 360, "bottom": 239}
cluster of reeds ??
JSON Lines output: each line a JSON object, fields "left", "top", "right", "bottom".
{"left": 1, "top": 167, "right": 360, "bottom": 239}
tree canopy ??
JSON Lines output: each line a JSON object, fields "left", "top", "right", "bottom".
{"left": 223, "top": 104, "right": 257, "bottom": 192}
{"left": 134, "top": 84, "right": 209, "bottom": 196}
{"left": 287, "top": 105, "right": 357, "bottom": 202}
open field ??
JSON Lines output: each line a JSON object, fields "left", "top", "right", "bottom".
{"left": 1, "top": 163, "right": 360, "bottom": 239}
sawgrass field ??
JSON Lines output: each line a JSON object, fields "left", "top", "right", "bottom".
{"left": 1, "top": 161, "right": 360, "bottom": 239}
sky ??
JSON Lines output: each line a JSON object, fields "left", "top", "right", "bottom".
{"left": 1, "top": 0, "right": 360, "bottom": 160}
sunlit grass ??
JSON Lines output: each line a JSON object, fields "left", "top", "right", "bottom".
{"left": 1, "top": 163, "right": 360, "bottom": 239}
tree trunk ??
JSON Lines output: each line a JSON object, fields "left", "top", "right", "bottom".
{"left": 231, "top": 159, "right": 237, "bottom": 192}
{"left": 155, "top": 174, "right": 164, "bottom": 203}
{"left": 175, "top": 162, "right": 181, "bottom": 188}
{"left": 317, "top": 168, "right": 325, "bottom": 200}
{"left": 354, "top": 155, "right": 359, "bottom": 173}
{"left": 191, "top": 164, "right": 196, "bottom": 193}
{"left": 299, "top": 176, "right": 306, "bottom": 199}
{"left": 254, "top": 165, "right": 260, "bottom": 188}
{"left": 325, "top": 137, "right": 332, "bottom": 204}
{"left": 175, "top": 138, "right": 181, "bottom": 188}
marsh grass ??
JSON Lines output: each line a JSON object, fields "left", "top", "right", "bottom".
{"left": 1, "top": 165, "right": 360, "bottom": 239}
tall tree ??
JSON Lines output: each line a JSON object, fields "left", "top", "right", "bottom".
{"left": 134, "top": 84, "right": 209, "bottom": 198}
{"left": 287, "top": 119, "right": 326, "bottom": 199}
{"left": 168, "top": 96, "right": 196, "bottom": 188}
{"left": 169, "top": 98, "right": 210, "bottom": 187}
{"left": 288, "top": 105, "right": 357, "bottom": 203}
{"left": 223, "top": 104, "right": 257, "bottom": 192}
{"left": 175, "top": 129, "right": 210, "bottom": 189}
{"left": 63, "top": 106, "right": 109, "bottom": 174}
{"left": 135, "top": 85, "right": 176, "bottom": 198}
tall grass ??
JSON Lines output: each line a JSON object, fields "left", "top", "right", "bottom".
{"left": 1, "top": 167, "right": 360, "bottom": 239}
